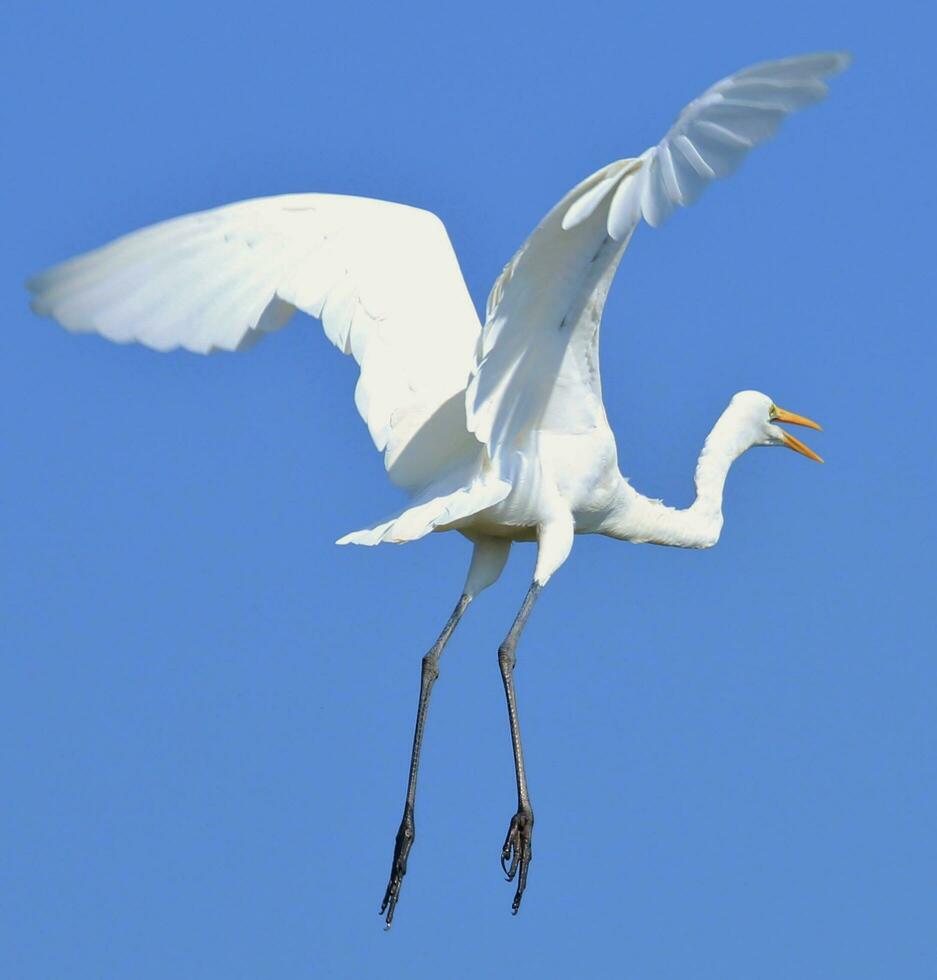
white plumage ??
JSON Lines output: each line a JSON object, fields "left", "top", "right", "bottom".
{"left": 29, "top": 52, "right": 846, "bottom": 573}
{"left": 27, "top": 51, "right": 848, "bottom": 924}
{"left": 28, "top": 54, "right": 847, "bottom": 580}
{"left": 29, "top": 195, "right": 481, "bottom": 492}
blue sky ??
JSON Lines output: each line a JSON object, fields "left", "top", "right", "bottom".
{"left": 3, "top": 1, "right": 934, "bottom": 977}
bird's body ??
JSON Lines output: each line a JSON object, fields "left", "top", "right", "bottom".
{"left": 27, "top": 51, "right": 847, "bottom": 924}
{"left": 336, "top": 154, "right": 764, "bottom": 581}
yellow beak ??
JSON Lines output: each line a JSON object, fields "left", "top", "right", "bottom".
{"left": 771, "top": 406, "right": 824, "bottom": 463}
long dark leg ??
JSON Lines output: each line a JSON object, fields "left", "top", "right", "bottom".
{"left": 497, "top": 582, "right": 542, "bottom": 914}
{"left": 380, "top": 593, "right": 471, "bottom": 928}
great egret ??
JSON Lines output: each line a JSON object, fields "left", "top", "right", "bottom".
{"left": 27, "top": 51, "right": 847, "bottom": 925}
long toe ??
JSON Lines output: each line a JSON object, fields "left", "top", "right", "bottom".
{"left": 502, "top": 829, "right": 520, "bottom": 880}
{"left": 380, "top": 815, "right": 415, "bottom": 929}
{"left": 380, "top": 869, "right": 403, "bottom": 928}
{"left": 500, "top": 808, "right": 534, "bottom": 913}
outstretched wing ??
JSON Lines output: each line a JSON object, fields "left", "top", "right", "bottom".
{"left": 27, "top": 194, "right": 482, "bottom": 488}
{"left": 467, "top": 52, "right": 850, "bottom": 456}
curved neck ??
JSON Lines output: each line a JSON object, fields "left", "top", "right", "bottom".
{"left": 690, "top": 405, "right": 749, "bottom": 521}
{"left": 601, "top": 404, "right": 750, "bottom": 549}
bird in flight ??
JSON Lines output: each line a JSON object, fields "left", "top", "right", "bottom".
{"left": 27, "top": 52, "right": 848, "bottom": 926}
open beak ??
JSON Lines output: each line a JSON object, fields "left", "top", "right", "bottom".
{"left": 771, "top": 406, "right": 824, "bottom": 463}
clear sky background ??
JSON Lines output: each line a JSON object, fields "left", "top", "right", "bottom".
{"left": 2, "top": 1, "right": 934, "bottom": 977}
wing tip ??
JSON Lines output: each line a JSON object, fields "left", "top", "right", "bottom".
{"left": 819, "top": 50, "right": 853, "bottom": 76}
{"left": 742, "top": 50, "right": 853, "bottom": 83}
{"left": 835, "top": 50, "right": 852, "bottom": 69}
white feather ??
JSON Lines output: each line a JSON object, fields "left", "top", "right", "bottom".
{"left": 28, "top": 194, "right": 482, "bottom": 490}
{"left": 28, "top": 53, "right": 847, "bottom": 563}
{"left": 471, "top": 53, "right": 850, "bottom": 462}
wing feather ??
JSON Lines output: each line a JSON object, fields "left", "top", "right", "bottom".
{"left": 28, "top": 193, "right": 482, "bottom": 488}
{"left": 608, "top": 51, "right": 850, "bottom": 232}
{"left": 468, "top": 53, "right": 849, "bottom": 456}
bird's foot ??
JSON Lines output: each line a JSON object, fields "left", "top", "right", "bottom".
{"left": 500, "top": 804, "right": 534, "bottom": 914}
{"left": 379, "top": 807, "right": 415, "bottom": 929}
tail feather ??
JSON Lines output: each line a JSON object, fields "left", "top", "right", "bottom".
{"left": 337, "top": 476, "right": 510, "bottom": 546}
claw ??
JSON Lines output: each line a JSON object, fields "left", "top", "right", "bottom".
{"left": 501, "top": 832, "right": 520, "bottom": 880}
{"left": 500, "top": 806, "right": 534, "bottom": 913}
{"left": 380, "top": 809, "right": 415, "bottom": 929}
{"left": 379, "top": 869, "right": 402, "bottom": 929}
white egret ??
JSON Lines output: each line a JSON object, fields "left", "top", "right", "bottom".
{"left": 27, "top": 51, "right": 847, "bottom": 925}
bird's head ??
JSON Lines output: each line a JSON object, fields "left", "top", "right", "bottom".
{"left": 728, "top": 390, "right": 823, "bottom": 462}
